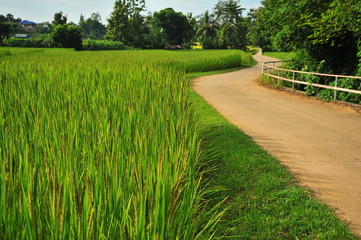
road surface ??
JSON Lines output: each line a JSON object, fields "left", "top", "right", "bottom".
{"left": 193, "top": 53, "right": 361, "bottom": 234}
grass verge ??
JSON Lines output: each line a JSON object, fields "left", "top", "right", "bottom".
{"left": 189, "top": 66, "right": 249, "bottom": 79}
{"left": 260, "top": 51, "right": 295, "bottom": 89}
{"left": 190, "top": 89, "right": 358, "bottom": 239}
{"left": 263, "top": 51, "right": 295, "bottom": 61}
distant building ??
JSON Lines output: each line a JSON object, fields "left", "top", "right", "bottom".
{"left": 14, "top": 34, "right": 30, "bottom": 38}
{"left": 38, "top": 22, "right": 49, "bottom": 28}
{"left": 19, "top": 20, "right": 37, "bottom": 30}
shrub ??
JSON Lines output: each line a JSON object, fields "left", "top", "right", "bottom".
{"left": 52, "top": 24, "right": 82, "bottom": 50}
{"left": 82, "top": 39, "right": 127, "bottom": 50}
{"left": 3, "top": 36, "right": 55, "bottom": 48}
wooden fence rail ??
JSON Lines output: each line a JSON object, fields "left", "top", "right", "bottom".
{"left": 262, "top": 61, "right": 361, "bottom": 100}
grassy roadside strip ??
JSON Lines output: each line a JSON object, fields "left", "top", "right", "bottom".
{"left": 190, "top": 77, "right": 358, "bottom": 239}
{"left": 189, "top": 66, "right": 249, "bottom": 79}
{"left": 260, "top": 52, "right": 295, "bottom": 89}
{"left": 263, "top": 51, "right": 296, "bottom": 61}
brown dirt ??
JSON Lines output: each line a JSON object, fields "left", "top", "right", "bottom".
{"left": 193, "top": 53, "right": 361, "bottom": 235}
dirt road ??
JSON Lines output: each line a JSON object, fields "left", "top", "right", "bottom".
{"left": 193, "top": 53, "right": 361, "bottom": 234}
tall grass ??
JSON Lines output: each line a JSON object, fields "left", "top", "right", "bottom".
{"left": 0, "top": 48, "right": 253, "bottom": 239}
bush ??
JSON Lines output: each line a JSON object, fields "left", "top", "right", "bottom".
{"left": 52, "top": 24, "right": 82, "bottom": 51}
{"left": 34, "top": 34, "right": 55, "bottom": 47}
{"left": 201, "top": 37, "right": 218, "bottom": 49}
{"left": 82, "top": 39, "right": 127, "bottom": 50}
{"left": 272, "top": 50, "right": 361, "bottom": 104}
{"left": 3, "top": 35, "right": 55, "bottom": 48}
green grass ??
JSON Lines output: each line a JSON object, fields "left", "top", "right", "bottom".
{"left": 246, "top": 46, "right": 261, "bottom": 55}
{"left": 261, "top": 51, "right": 297, "bottom": 88}
{"left": 264, "top": 51, "right": 296, "bottom": 61}
{"left": 189, "top": 66, "right": 251, "bottom": 79}
{"left": 190, "top": 86, "right": 358, "bottom": 239}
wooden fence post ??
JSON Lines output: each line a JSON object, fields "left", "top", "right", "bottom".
{"left": 334, "top": 76, "right": 338, "bottom": 101}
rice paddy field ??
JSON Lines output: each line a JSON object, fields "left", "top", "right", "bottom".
{"left": 0, "top": 48, "right": 254, "bottom": 239}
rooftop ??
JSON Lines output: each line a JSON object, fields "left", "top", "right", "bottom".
{"left": 19, "top": 20, "right": 37, "bottom": 25}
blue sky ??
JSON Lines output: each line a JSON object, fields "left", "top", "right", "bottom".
{"left": 1, "top": 0, "right": 262, "bottom": 24}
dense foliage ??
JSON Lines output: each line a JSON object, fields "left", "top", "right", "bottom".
{"left": 2, "top": 0, "right": 250, "bottom": 50}
{"left": 152, "top": 8, "right": 193, "bottom": 46}
{"left": 52, "top": 24, "right": 82, "bottom": 50}
{"left": 251, "top": 0, "right": 361, "bottom": 103}
{"left": 49, "top": 12, "right": 83, "bottom": 50}
{"left": 2, "top": 35, "right": 55, "bottom": 48}
{"left": 82, "top": 39, "right": 126, "bottom": 50}
{"left": 105, "top": 0, "right": 146, "bottom": 47}
{"left": 104, "top": 0, "right": 248, "bottom": 49}
{"left": 252, "top": 0, "right": 361, "bottom": 76}
{"left": 0, "top": 23, "right": 12, "bottom": 42}
{"left": 0, "top": 14, "right": 22, "bottom": 43}
{"left": 79, "top": 13, "right": 107, "bottom": 40}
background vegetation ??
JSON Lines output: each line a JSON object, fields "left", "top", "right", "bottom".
{"left": 249, "top": 0, "right": 361, "bottom": 76}
{"left": 249, "top": 0, "right": 361, "bottom": 103}
{"left": 1, "top": 0, "right": 250, "bottom": 51}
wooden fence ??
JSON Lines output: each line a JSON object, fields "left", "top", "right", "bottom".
{"left": 262, "top": 61, "right": 361, "bottom": 100}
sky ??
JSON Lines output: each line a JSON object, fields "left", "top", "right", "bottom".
{"left": 1, "top": 0, "right": 262, "bottom": 24}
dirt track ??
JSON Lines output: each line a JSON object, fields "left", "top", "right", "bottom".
{"left": 193, "top": 53, "right": 361, "bottom": 234}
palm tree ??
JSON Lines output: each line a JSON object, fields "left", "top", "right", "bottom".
{"left": 196, "top": 10, "right": 219, "bottom": 39}
{"left": 214, "top": 0, "right": 245, "bottom": 25}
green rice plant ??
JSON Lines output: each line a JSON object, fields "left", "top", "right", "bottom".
{"left": 0, "top": 48, "right": 252, "bottom": 239}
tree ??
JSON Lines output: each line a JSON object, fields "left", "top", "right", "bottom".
{"left": 212, "top": 0, "right": 247, "bottom": 49}
{"left": 138, "top": 13, "right": 166, "bottom": 49}
{"left": 0, "top": 15, "right": 6, "bottom": 23}
{"left": 6, "top": 14, "right": 14, "bottom": 22}
{"left": 186, "top": 13, "right": 197, "bottom": 41}
{"left": 245, "top": 8, "right": 268, "bottom": 48}
{"left": 79, "top": 13, "right": 107, "bottom": 40}
{"left": 79, "top": 14, "right": 85, "bottom": 24}
{"left": 0, "top": 14, "right": 21, "bottom": 23}
{"left": 105, "top": 1, "right": 129, "bottom": 43}
{"left": 214, "top": 0, "right": 245, "bottom": 25}
{"left": 105, "top": 0, "right": 146, "bottom": 47}
{"left": 195, "top": 10, "right": 219, "bottom": 49}
{"left": 196, "top": 10, "right": 218, "bottom": 39}
{"left": 307, "top": 0, "right": 361, "bottom": 74}
{"left": 91, "top": 12, "right": 102, "bottom": 22}
{"left": 257, "top": 0, "right": 361, "bottom": 74}
{"left": 35, "top": 24, "right": 50, "bottom": 34}
{"left": 50, "top": 12, "right": 82, "bottom": 50}
{"left": 0, "top": 23, "right": 12, "bottom": 43}
{"left": 216, "top": 21, "right": 247, "bottom": 49}
{"left": 52, "top": 24, "right": 82, "bottom": 50}
{"left": 52, "top": 11, "right": 67, "bottom": 26}
{"left": 0, "top": 13, "right": 22, "bottom": 43}
{"left": 142, "top": 25, "right": 168, "bottom": 49}
{"left": 152, "top": 8, "right": 193, "bottom": 45}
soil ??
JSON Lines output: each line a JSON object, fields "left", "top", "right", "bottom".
{"left": 193, "top": 52, "right": 361, "bottom": 235}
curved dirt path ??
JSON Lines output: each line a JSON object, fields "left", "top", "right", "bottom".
{"left": 193, "top": 53, "right": 361, "bottom": 234}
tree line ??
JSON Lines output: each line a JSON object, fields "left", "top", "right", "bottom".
{"left": 0, "top": 0, "right": 250, "bottom": 50}
{"left": 0, "top": 14, "right": 22, "bottom": 42}
{"left": 101, "top": 0, "right": 249, "bottom": 50}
